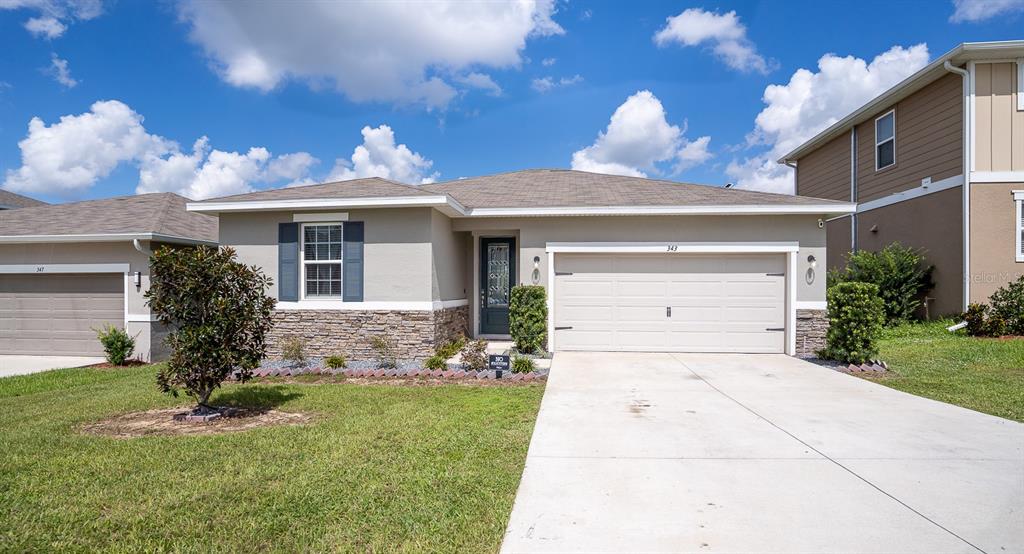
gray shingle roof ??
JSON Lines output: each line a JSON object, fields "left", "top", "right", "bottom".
{"left": 0, "top": 189, "right": 47, "bottom": 209}
{"left": 195, "top": 169, "right": 847, "bottom": 210}
{"left": 421, "top": 169, "right": 847, "bottom": 208}
{"left": 0, "top": 193, "right": 217, "bottom": 242}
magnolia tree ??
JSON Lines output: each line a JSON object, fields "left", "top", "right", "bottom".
{"left": 146, "top": 246, "right": 275, "bottom": 413}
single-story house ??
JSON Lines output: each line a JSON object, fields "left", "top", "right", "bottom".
{"left": 0, "top": 193, "right": 217, "bottom": 361}
{"left": 0, "top": 190, "right": 46, "bottom": 210}
{"left": 189, "top": 169, "right": 854, "bottom": 359}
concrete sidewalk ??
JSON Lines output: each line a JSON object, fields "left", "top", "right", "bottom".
{"left": 501, "top": 352, "right": 1024, "bottom": 553}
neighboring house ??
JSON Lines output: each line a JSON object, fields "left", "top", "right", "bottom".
{"left": 0, "top": 193, "right": 217, "bottom": 361}
{"left": 0, "top": 190, "right": 46, "bottom": 210}
{"left": 188, "top": 169, "right": 854, "bottom": 359}
{"left": 781, "top": 40, "right": 1024, "bottom": 317}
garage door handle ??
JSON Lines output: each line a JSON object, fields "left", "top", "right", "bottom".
{"left": 555, "top": 272, "right": 573, "bottom": 276}
{"left": 765, "top": 327, "right": 784, "bottom": 331}
{"left": 766, "top": 272, "right": 785, "bottom": 276}
{"left": 555, "top": 326, "right": 573, "bottom": 330}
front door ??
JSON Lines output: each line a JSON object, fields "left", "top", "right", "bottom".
{"left": 480, "top": 237, "right": 516, "bottom": 335}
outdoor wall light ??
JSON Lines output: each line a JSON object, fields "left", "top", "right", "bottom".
{"left": 531, "top": 256, "right": 541, "bottom": 284}
{"left": 807, "top": 254, "right": 817, "bottom": 269}
{"left": 134, "top": 271, "right": 142, "bottom": 288}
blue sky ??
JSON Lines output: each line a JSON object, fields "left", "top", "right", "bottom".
{"left": 0, "top": 0, "right": 1021, "bottom": 203}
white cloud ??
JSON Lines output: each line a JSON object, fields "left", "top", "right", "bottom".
{"left": 46, "top": 53, "right": 77, "bottom": 88}
{"left": 176, "top": 0, "right": 563, "bottom": 109}
{"left": 454, "top": 72, "right": 503, "bottom": 96}
{"left": 541, "top": 57, "right": 556, "bottom": 66}
{"left": 654, "top": 8, "right": 773, "bottom": 74}
{"left": 2, "top": 99, "right": 321, "bottom": 200}
{"left": 950, "top": 0, "right": 1024, "bottom": 21}
{"left": 531, "top": 74, "right": 583, "bottom": 93}
{"left": 327, "top": 125, "right": 438, "bottom": 185}
{"left": 24, "top": 16, "right": 65, "bottom": 38}
{"left": 726, "top": 44, "right": 930, "bottom": 193}
{"left": 571, "top": 90, "right": 711, "bottom": 178}
{"left": 2, "top": 0, "right": 103, "bottom": 38}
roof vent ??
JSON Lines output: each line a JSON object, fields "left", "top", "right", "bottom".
{"left": 724, "top": 183, "right": 734, "bottom": 188}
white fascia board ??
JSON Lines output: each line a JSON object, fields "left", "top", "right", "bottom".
{"left": 187, "top": 195, "right": 466, "bottom": 215}
{"left": 972, "top": 171, "right": 1024, "bottom": 183}
{"left": 466, "top": 204, "right": 855, "bottom": 217}
{"left": 545, "top": 241, "right": 800, "bottom": 254}
{"left": 0, "top": 263, "right": 130, "bottom": 274}
{"left": 0, "top": 233, "right": 216, "bottom": 246}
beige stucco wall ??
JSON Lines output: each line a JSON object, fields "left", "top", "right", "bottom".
{"left": 974, "top": 62, "right": 1024, "bottom": 172}
{"left": 219, "top": 208, "right": 435, "bottom": 302}
{"left": 969, "top": 182, "right": 1024, "bottom": 303}
{"left": 430, "top": 211, "right": 468, "bottom": 302}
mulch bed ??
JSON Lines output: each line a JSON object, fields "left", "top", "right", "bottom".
{"left": 239, "top": 367, "right": 547, "bottom": 384}
{"left": 247, "top": 374, "right": 543, "bottom": 387}
{"left": 86, "top": 360, "right": 150, "bottom": 369}
{"left": 80, "top": 407, "right": 313, "bottom": 438}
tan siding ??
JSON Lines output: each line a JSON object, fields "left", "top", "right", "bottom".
{"left": 825, "top": 216, "right": 852, "bottom": 271}
{"left": 796, "top": 132, "right": 850, "bottom": 201}
{"left": 969, "top": 182, "right": 1024, "bottom": 303}
{"left": 974, "top": 62, "right": 1024, "bottom": 172}
{"left": 855, "top": 72, "right": 964, "bottom": 202}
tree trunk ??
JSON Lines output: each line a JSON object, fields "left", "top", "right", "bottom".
{"left": 196, "top": 387, "right": 214, "bottom": 413}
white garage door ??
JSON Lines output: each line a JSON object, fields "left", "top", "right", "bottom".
{"left": 0, "top": 274, "right": 124, "bottom": 356}
{"left": 553, "top": 253, "right": 786, "bottom": 353}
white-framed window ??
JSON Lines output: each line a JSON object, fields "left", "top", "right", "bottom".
{"left": 1017, "top": 58, "right": 1023, "bottom": 111}
{"left": 301, "top": 223, "right": 343, "bottom": 298}
{"left": 1015, "top": 191, "right": 1024, "bottom": 262}
{"left": 875, "top": 109, "right": 896, "bottom": 171}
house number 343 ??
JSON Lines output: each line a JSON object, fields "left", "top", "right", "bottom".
{"left": 666, "top": 245, "right": 678, "bottom": 252}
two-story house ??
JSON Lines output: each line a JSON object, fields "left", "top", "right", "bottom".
{"left": 781, "top": 40, "right": 1024, "bottom": 317}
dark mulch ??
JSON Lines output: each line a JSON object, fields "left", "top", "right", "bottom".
{"left": 87, "top": 360, "right": 150, "bottom": 369}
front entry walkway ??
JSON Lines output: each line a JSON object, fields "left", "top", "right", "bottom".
{"left": 501, "top": 353, "right": 1023, "bottom": 553}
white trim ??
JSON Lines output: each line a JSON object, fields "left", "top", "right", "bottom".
{"left": 0, "top": 233, "right": 215, "bottom": 245}
{"left": 971, "top": 171, "right": 1024, "bottom": 183}
{"left": 544, "top": 241, "right": 799, "bottom": 356}
{"left": 0, "top": 263, "right": 130, "bottom": 274}
{"left": 545, "top": 241, "right": 800, "bottom": 254}
{"left": 293, "top": 212, "right": 349, "bottom": 222}
{"left": 275, "top": 299, "right": 467, "bottom": 311}
{"left": 1017, "top": 58, "right": 1023, "bottom": 111}
{"left": 856, "top": 174, "right": 964, "bottom": 213}
{"left": 874, "top": 109, "right": 896, "bottom": 171}
{"left": 795, "top": 301, "right": 827, "bottom": 310}
{"left": 125, "top": 314, "right": 159, "bottom": 322}
{"left": 466, "top": 204, "right": 854, "bottom": 217}
{"left": 968, "top": 61, "right": 976, "bottom": 310}
{"left": 1015, "top": 191, "right": 1024, "bottom": 263}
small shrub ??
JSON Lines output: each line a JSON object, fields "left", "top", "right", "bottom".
{"left": 829, "top": 243, "right": 933, "bottom": 325}
{"left": 370, "top": 334, "right": 398, "bottom": 369}
{"left": 424, "top": 354, "right": 447, "bottom": 370}
{"left": 280, "top": 335, "right": 306, "bottom": 366}
{"left": 510, "top": 285, "right": 547, "bottom": 353}
{"left": 962, "top": 303, "right": 991, "bottom": 336}
{"left": 988, "top": 275, "right": 1024, "bottom": 335}
{"left": 460, "top": 338, "right": 488, "bottom": 371}
{"left": 820, "top": 282, "right": 885, "bottom": 364}
{"left": 325, "top": 355, "right": 347, "bottom": 370}
{"left": 511, "top": 356, "right": 535, "bottom": 374}
{"left": 435, "top": 335, "right": 467, "bottom": 360}
{"left": 95, "top": 324, "right": 136, "bottom": 366}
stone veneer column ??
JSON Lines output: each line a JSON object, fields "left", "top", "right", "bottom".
{"left": 795, "top": 309, "right": 829, "bottom": 358}
{"left": 267, "top": 305, "right": 469, "bottom": 362}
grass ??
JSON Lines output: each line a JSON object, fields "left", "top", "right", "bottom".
{"left": 0, "top": 365, "right": 544, "bottom": 552}
{"left": 873, "top": 320, "right": 1024, "bottom": 422}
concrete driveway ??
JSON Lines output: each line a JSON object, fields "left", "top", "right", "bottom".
{"left": 0, "top": 355, "right": 104, "bottom": 378}
{"left": 502, "top": 353, "right": 1024, "bottom": 554}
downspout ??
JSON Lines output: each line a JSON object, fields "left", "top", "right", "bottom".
{"left": 944, "top": 61, "right": 970, "bottom": 311}
{"left": 850, "top": 127, "right": 858, "bottom": 253}
{"left": 132, "top": 238, "right": 150, "bottom": 256}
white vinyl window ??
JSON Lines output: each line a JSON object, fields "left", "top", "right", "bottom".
{"left": 1015, "top": 191, "right": 1024, "bottom": 262}
{"left": 875, "top": 110, "right": 896, "bottom": 171}
{"left": 302, "top": 223, "right": 343, "bottom": 298}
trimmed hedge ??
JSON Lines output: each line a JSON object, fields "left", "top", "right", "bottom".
{"left": 509, "top": 285, "right": 547, "bottom": 354}
{"left": 821, "top": 282, "right": 885, "bottom": 364}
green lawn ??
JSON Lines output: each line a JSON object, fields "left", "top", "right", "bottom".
{"left": 0, "top": 366, "right": 544, "bottom": 552}
{"left": 874, "top": 321, "right": 1024, "bottom": 422}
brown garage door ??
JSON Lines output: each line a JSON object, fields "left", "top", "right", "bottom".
{"left": 0, "top": 274, "right": 124, "bottom": 356}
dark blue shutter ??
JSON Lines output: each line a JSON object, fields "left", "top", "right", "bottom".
{"left": 278, "top": 222, "right": 299, "bottom": 302}
{"left": 343, "top": 221, "right": 364, "bottom": 302}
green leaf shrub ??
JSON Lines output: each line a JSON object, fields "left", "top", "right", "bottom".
{"left": 511, "top": 356, "right": 535, "bottom": 374}
{"left": 435, "top": 336, "right": 467, "bottom": 360}
{"left": 95, "top": 324, "right": 136, "bottom": 366}
{"left": 325, "top": 355, "right": 347, "bottom": 370}
{"left": 962, "top": 303, "right": 991, "bottom": 336}
{"left": 821, "top": 282, "right": 885, "bottom": 364}
{"left": 146, "top": 246, "right": 275, "bottom": 410}
{"left": 988, "top": 275, "right": 1024, "bottom": 335}
{"left": 829, "top": 243, "right": 933, "bottom": 325}
{"left": 509, "top": 285, "right": 547, "bottom": 353}
{"left": 370, "top": 335, "right": 398, "bottom": 369}
{"left": 424, "top": 354, "right": 447, "bottom": 370}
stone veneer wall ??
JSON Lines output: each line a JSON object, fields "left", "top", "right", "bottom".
{"left": 267, "top": 305, "right": 469, "bottom": 361}
{"left": 795, "top": 309, "right": 828, "bottom": 358}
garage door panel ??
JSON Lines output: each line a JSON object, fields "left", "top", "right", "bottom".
{"left": 0, "top": 274, "right": 124, "bottom": 356}
{"left": 555, "top": 253, "right": 786, "bottom": 353}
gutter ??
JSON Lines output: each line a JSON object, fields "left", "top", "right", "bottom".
{"left": 0, "top": 232, "right": 217, "bottom": 246}
{"left": 944, "top": 60, "right": 971, "bottom": 311}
